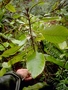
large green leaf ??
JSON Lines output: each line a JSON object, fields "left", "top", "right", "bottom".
{"left": 42, "top": 25, "right": 68, "bottom": 43}
{"left": 45, "top": 55, "right": 65, "bottom": 67}
{"left": 27, "top": 52, "right": 45, "bottom": 78}
{"left": 5, "top": 4, "right": 16, "bottom": 12}
{"left": 2, "top": 46, "right": 21, "bottom": 57}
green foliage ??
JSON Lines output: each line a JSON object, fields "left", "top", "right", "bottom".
{"left": 0, "top": 0, "right": 68, "bottom": 89}
{"left": 23, "top": 82, "right": 47, "bottom": 90}
{"left": 42, "top": 25, "right": 68, "bottom": 43}
{"left": 8, "top": 52, "right": 25, "bottom": 66}
{"left": 1, "top": 45, "right": 21, "bottom": 57}
{"left": 56, "top": 78, "right": 68, "bottom": 90}
{"left": 0, "top": 9, "right": 5, "bottom": 21}
{"left": 45, "top": 55, "right": 65, "bottom": 67}
{"left": 27, "top": 52, "right": 45, "bottom": 78}
{"left": 0, "top": 68, "right": 7, "bottom": 76}
{"left": 5, "top": 3, "right": 16, "bottom": 12}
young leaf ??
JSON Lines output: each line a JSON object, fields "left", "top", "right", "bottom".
{"left": 42, "top": 25, "right": 68, "bottom": 43}
{"left": 58, "top": 41, "right": 67, "bottom": 49}
{"left": 2, "top": 46, "right": 21, "bottom": 57}
{"left": 27, "top": 52, "right": 45, "bottom": 78}
{"left": 5, "top": 4, "right": 16, "bottom": 12}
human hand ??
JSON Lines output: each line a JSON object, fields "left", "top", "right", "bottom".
{"left": 16, "top": 68, "right": 32, "bottom": 81}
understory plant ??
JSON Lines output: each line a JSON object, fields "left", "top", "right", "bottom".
{"left": 0, "top": 0, "right": 68, "bottom": 89}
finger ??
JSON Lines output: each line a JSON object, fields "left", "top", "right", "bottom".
{"left": 26, "top": 72, "right": 32, "bottom": 77}
{"left": 25, "top": 76, "right": 32, "bottom": 81}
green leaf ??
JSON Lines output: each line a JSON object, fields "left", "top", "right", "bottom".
{"left": 11, "top": 39, "right": 21, "bottom": 45}
{"left": 18, "top": 34, "right": 26, "bottom": 40}
{"left": 45, "top": 55, "right": 65, "bottom": 67}
{"left": 11, "top": 34, "right": 27, "bottom": 46}
{"left": 27, "top": 52, "right": 45, "bottom": 78}
{"left": 0, "top": 44, "right": 5, "bottom": 51}
{"left": 5, "top": 4, "right": 16, "bottom": 12}
{"left": 11, "top": 38, "right": 27, "bottom": 46}
{"left": 65, "top": 61, "right": 68, "bottom": 69}
{"left": 2, "top": 46, "right": 21, "bottom": 57}
{"left": 35, "top": 33, "right": 45, "bottom": 42}
{"left": 42, "top": 25, "right": 68, "bottom": 43}
{"left": 0, "top": 42, "right": 9, "bottom": 51}
{"left": 58, "top": 41, "right": 67, "bottom": 49}
{"left": 42, "top": 16, "right": 61, "bottom": 22}
{"left": 3, "top": 42, "right": 9, "bottom": 47}
{"left": 0, "top": 68, "right": 6, "bottom": 76}
{"left": 23, "top": 82, "right": 47, "bottom": 90}
{"left": 8, "top": 52, "right": 25, "bottom": 65}
{"left": 0, "top": 55, "right": 2, "bottom": 60}
{"left": 12, "top": 14, "right": 20, "bottom": 19}
{"left": 2, "top": 62, "right": 11, "bottom": 68}
{"left": 0, "top": 9, "right": 5, "bottom": 21}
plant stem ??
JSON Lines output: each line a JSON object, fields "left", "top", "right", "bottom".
{"left": 26, "top": 8, "right": 36, "bottom": 51}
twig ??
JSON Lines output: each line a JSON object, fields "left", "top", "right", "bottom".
{"left": 29, "top": 1, "right": 44, "bottom": 12}
{"left": 26, "top": 8, "right": 36, "bottom": 51}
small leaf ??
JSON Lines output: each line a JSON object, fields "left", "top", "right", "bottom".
{"left": 0, "top": 44, "right": 5, "bottom": 51}
{"left": 2, "top": 62, "right": 11, "bottom": 68}
{"left": 12, "top": 14, "right": 20, "bottom": 19}
{"left": 2, "top": 46, "right": 21, "bottom": 57}
{"left": 11, "top": 38, "right": 27, "bottom": 46}
{"left": 5, "top": 4, "right": 16, "bottom": 12}
{"left": 18, "top": 34, "right": 26, "bottom": 40}
{"left": 27, "top": 52, "right": 45, "bottom": 78}
{"left": 11, "top": 39, "right": 21, "bottom": 45}
{"left": 35, "top": 33, "right": 45, "bottom": 42}
{"left": 58, "top": 41, "right": 67, "bottom": 49}
{"left": 0, "top": 42, "right": 9, "bottom": 51}
{"left": 3, "top": 42, "right": 9, "bottom": 47}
